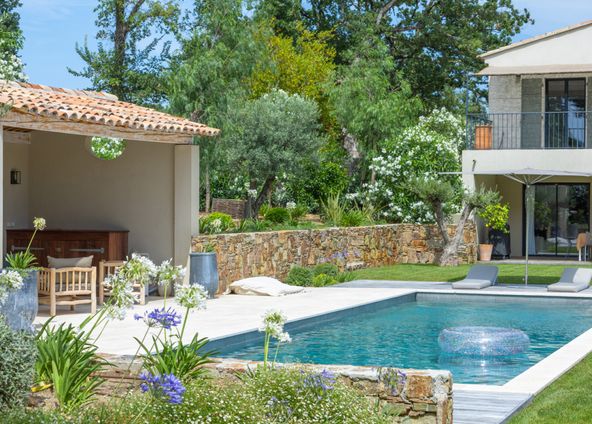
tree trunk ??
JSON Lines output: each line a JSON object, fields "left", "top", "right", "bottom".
{"left": 439, "top": 205, "right": 472, "bottom": 266}
{"left": 251, "top": 176, "right": 275, "bottom": 218}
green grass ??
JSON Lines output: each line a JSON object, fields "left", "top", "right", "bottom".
{"left": 509, "top": 352, "right": 592, "bottom": 423}
{"left": 351, "top": 263, "right": 592, "bottom": 285}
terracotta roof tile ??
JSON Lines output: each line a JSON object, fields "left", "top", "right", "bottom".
{"left": 0, "top": 80, "right": 219, "bottom": 137}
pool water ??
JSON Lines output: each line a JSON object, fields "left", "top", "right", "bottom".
{"left": 217, "top": 294, "right": 592, "bottom": 385}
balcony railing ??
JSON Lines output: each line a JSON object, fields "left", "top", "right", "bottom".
{"left": 466, "top": 112, "right": 591, "bottom": 150}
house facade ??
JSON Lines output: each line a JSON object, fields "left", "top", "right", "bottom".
{"left": 464, "top": 20, "right": 592, "bottom": 258}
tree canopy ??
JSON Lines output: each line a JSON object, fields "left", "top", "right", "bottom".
{"left": 0, "top": 0, "right": 25, "bottom": 81}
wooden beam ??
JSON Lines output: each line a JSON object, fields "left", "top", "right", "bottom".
{"left": 3, "top": 130, "right": 31, "bottom": 144}
{"left": 0, "top": 111, "right": 194, "bottom": 144}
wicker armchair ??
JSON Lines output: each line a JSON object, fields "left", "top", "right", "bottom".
{"left": 38, "top": 267, "right": 97, "bottom": 316}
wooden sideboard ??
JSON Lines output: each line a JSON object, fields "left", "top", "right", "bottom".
{"left": 6, "top": 229, "right": 129, "bottom": 267}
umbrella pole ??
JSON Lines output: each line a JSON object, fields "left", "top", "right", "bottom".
{"left": 525, "top": 184, "right": 530, "bottom": 285}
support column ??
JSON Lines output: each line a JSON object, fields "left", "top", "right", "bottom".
{"left": 0, "top": 124, "right": 4, "bottom": 262}
{"left": 174, "top": 144, "right": 199, "bottom": 266}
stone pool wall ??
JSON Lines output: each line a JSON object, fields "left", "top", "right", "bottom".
{"left": 93, "top": 355, "right": 453, "bottom": 424}
{"left": 191, "top": 223, "right": 477, "bottom": 292}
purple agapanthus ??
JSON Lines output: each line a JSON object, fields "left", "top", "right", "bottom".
{"left": 303, "top": 369, "right": 336, "bottom": 397}
{"left": 134, "top": 307, "right": 182, "bottom": 329}
{"left": 140, "top": 372, "right": 186, "bottom": 404}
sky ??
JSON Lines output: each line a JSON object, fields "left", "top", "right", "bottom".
{"left": 18, "top": 0, "right": 592, "bottom": 89}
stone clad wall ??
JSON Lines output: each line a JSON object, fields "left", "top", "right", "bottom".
{"left": 191, "top": 223, "right": 477, "bottom": 292}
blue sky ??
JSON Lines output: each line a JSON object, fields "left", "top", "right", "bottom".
{"left": 19, "top": 0, "right": 591, "bottom": 89}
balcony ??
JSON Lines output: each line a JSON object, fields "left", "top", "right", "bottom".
{"left": 466, "top": 112, "right": 591, "bottom": 150}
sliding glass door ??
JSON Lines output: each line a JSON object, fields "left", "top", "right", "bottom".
{"left": 527, "top": 183, "right": 590, "bottom": 256}
{"left": 545, "top": 79, "right": 586, "bottom": 148}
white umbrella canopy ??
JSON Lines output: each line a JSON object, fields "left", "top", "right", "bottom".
{"left": 442, "top": 168, "right": 592, "bottom": 284}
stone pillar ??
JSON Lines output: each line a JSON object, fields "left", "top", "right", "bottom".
{"left": 174, "top": 144, "right": 199, "bottom": 267}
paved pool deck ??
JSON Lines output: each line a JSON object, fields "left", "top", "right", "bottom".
{"left": 33, "top": 281, "right": 592, "bottom": 423}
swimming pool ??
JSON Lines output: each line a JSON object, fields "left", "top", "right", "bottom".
{"left": 213, "top": 293, "right": 592, "bottom": 385}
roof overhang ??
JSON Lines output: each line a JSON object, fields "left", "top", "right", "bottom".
{"left": 477, "top": 64, "right": 592, "bottom": 76}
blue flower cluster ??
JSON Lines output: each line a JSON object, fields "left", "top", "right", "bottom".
{"left": 140, "top": 372, "right": 186, "bottom": 404}
{"left": 303, "top": 369, "right": 336, "bottom": 397}
{"left": 134, "top": 306, "right": 182, "bottom": 329}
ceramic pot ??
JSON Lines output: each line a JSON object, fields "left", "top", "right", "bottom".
{"left": 189, "top": 252, "right": 219, "bottom": 298}
{"left": 0, "top": 270, "right": 38, "bottom": 332}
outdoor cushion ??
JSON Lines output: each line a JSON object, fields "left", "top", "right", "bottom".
{"left": 548, "top": 268, "right": 592, "bottom": 292}
{"left": 229, "top": 277, "right": 304, "bottom": 296}
{"left": 47, "top": 255, "right": 93, "bottom": 269}
{"left": 451, "top": 265, "right": 498, "bottom": 290}
{"left": 452, "top": 279, "right": 493, "bottom": 289}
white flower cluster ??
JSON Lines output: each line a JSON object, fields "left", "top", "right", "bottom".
{"left": 351, "top": 108, "right": 463, "bottom": 223}
{"left": 175, "top": 283, "right": 208, "bottom": 311}
{"left": 0, "top": 269, "right": 24, "bottom": 305}
{"left": 33, "top": 217, "right": 46, "bottom": 231}
{"left": 0, "top": 46, "right": 26, "bottom": 82}
{"left": 120, "top": 253, "right": 157, "bottom": 287}
{"left": 286, "top": 201, "right": 296, "bottom": 210}
{"left": 102, "top": 271, "right": 135, "bottom": 320}
{"left": 259, "top": 309, "right": 291, "bottom": 343}
{"left": 156, "top": 259, "right": 186, "bottom": 287}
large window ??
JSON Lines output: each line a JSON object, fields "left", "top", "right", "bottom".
{"left": 526, "top": 183, "right": 590, "bottom": 256}
{"left": 545, "top": 79, "right": 586, "bottom": 148}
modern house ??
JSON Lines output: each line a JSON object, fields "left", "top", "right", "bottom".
{"left": 1, "top": 80, "right": 218, "bottom": 267}
{"left": 464, "top": 20, "right": 592, "bottom": 258}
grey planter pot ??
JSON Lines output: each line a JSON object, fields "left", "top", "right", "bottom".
{"left": 0, "top": 270, "right": 38, "bottom": 332}
{"left": 189, "top": 252, "right": 219, "bottom": 298}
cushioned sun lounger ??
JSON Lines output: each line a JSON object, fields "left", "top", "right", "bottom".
{"left": 547, "top": 268, "right": 592, "bottom": 293}
{"left": 452, "top": 265, "right": 499, "bottom": 289}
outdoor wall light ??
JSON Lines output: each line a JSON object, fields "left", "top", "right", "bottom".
{"left": 10, "top": 169, "right": 21, "bottom": 185}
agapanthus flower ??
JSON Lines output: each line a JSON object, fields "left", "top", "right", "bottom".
{"left": 259, "top": 309, "right": 290, "bottom": 341}
{"left": 135, "top": 306, "right": 182, "bottom": 329}
{"left": 33, "top": 217, "right": 47, "bottom": 231}
{"left": 303, "top": 369, "right": 337, "bottom": 396}
{"left": 0, "top": 269, "right": 24, "bottom": 305}
{"left": 139, "top": 372, "right": 186, "bottom": 404}
{"left": 103, "top": 271, "right": 135, "bottom": 320}
{"left": 175, "top": 283, "right": 208, "bottom": 310}
{"left": 156, "top": 259, "right": 185, "bottom": 287}
{"left": 120, "top": 254, "right": 157, "bottom": 288}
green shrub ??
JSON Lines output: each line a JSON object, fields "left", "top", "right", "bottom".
{"left": 236, "top": 218, "right": 271, "bottom": 233}
{"left": 320, "top": 193, "right": 346, "bottom": 226}
{"left": 287, "top": 204, "right": 308, "bottom": 222}
{"left": 264, "top": 207, "right": 290, "bottom": 224}
{"left": 200, "top": 212, "right": 235, "bottom": 234}
{"left": 336, "top": 271, "right": 356, "bottom": 283}
{"left": 312, "top": 273, "right": 337, "bottom": 287}
{"left": 313, "top": 263, "right": 339, "bottom": 277}
{"left": 0, "top": 316, "right": 36, "bottom": 409}
{"left": 36, "top": 321, "right": 108, "bottom": 411}
{"left": 341, "top": 209, "right": 367, "bottom": 227}
{"left": 286, "top": 266, "right": 313, "bottom": 286}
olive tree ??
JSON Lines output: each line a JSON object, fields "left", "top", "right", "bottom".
{"left": 227, "top": 89, "right": 324, "bottom": 217}
{"left": 409, "top": 178, "right": 500, "bottom": 266}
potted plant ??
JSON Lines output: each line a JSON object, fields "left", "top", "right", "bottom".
{"left": 189, "top": 243, "right": 219, "bottom": 298}
{"left": 478, "top": 204, "right": 509, "bottom": 261}
{"left": 0, "top": 217, "right": 46, "bottom": 331}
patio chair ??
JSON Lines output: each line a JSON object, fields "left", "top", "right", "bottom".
{"left": 452, "top": 265, "right": 499, "bottom": 290}
{"left": 547, "top": 268, "right": 592, "bottom": 293}
{"left": 38, "top": 267, "right": 97, "bottom": 316}
{"left": 98, "top": 260, "right": 146, "bottom": 305}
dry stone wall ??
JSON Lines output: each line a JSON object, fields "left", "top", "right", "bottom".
{"left": 192, "top": 223, "right": 477, "bottom": 293}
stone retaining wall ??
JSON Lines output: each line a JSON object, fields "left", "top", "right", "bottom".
{"left": 95, "top": 355, "right": 453, "bottom": 424}
{"left": 192, "top": 223, "right": 477, "bottom": 292}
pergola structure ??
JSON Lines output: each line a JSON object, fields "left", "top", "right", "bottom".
{"left": 0, "top": 80, "right": 219, "bottom": 265}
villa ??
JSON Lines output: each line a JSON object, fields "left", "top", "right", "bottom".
{"left": 464, "top": 20, "right": 592, "bottom": 259}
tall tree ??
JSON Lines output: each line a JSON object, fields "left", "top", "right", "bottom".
{"left": 257, "top": 0, "right": 531, "bottom": 107}
{"left": 0, "top": 0, "right": 26, "bottom": 81}
{"left": 169, "top": 0, "right": 265, "bottom": 212}
{"left": 227, "top": 90, "right": 324, "bottom": 217}
{"left": 69, "top": 0, "right": 180, "bottom": 106}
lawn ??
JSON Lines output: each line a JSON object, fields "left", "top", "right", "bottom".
{"left": 351, "top": 263, "right": 591, "bottom": 284}
{"left": 509, "top": 352, "right": 592, "bottom": 423}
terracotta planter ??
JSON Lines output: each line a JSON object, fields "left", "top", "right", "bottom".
{"left": 479, "top": 244, "right": 494, "bottom": 261}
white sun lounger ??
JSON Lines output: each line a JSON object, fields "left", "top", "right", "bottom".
{"left": 452, "top": 265, "right": 499, "bottom": 289}
{"left": 547, "top": 268, "right": 592, "bottom": 293}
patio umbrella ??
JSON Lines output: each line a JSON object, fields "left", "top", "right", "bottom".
{"left": 442, "top": 168, "right": 592, "bottom": 285}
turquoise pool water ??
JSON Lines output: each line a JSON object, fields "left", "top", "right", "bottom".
{"left": 216, "top": 293, "right": 592, "bottom": 385}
